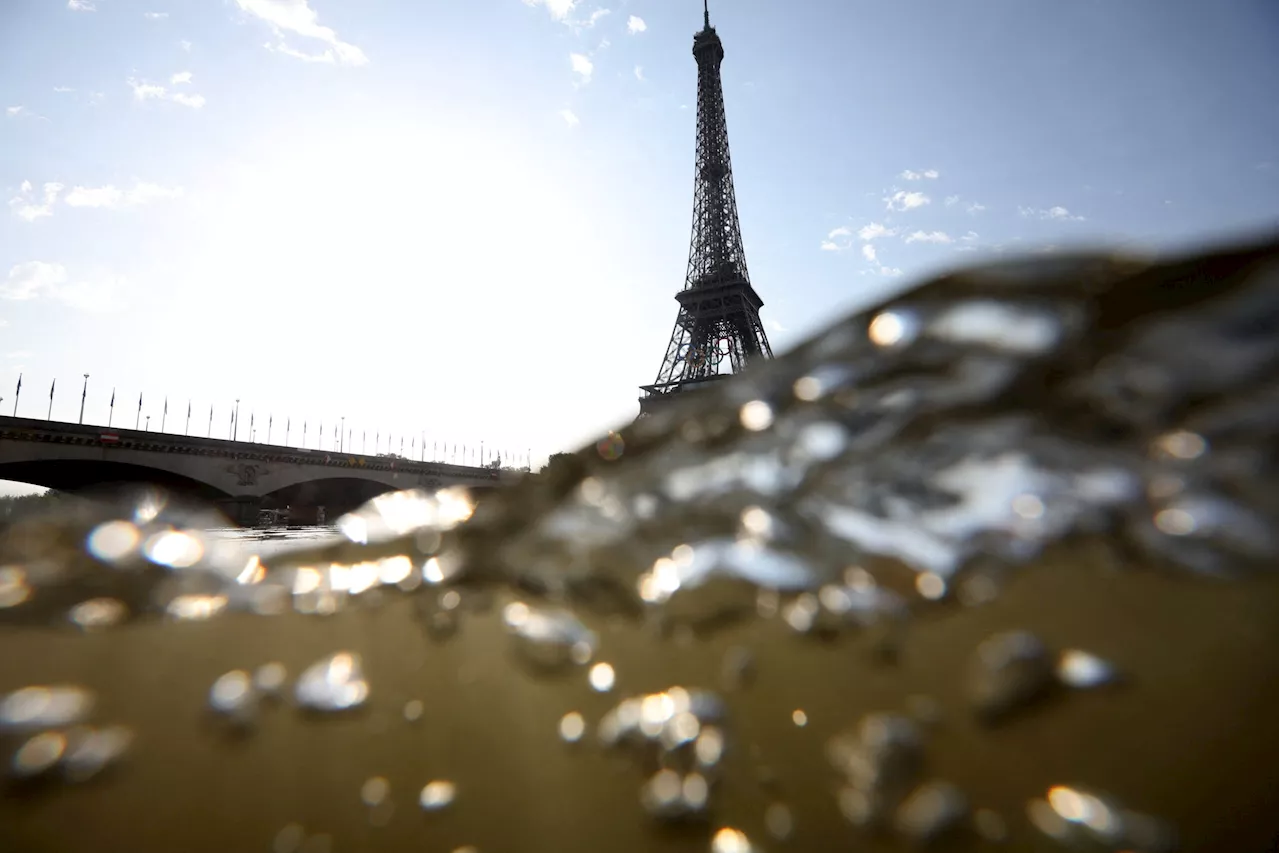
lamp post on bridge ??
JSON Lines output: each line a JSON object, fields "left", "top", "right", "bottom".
{"left": 340, "top": 416, "right": 345, "bottom": 453}
{"left": 78, "top": 374, "right": 89, "bottom": 424}
{"left": 145, "top": 415, "right": 150, "bottom": 431}
{"left": 233, "top": 399, "right": 241, "bottom": 441}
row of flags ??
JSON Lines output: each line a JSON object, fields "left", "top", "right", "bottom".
{"left": 9, "top": 373, "right": 533, "bottom": 468}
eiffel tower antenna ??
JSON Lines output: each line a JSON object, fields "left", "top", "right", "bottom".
{"left": 638, "top": 2, "right": 773, "bottom": 417}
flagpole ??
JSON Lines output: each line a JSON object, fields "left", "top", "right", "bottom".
{"left": 233, "top": 399, "right": 240, "bottom": 441}
{"left": 185, "top": 400, "right": 191, "bottom": 435}
{"left": 47, "top": 378, "right": 55, "bottom": 420}
{"left": 12, "top": 373, "right": 19, "bottom": 416}
{"left": 268, "top": 415, "right": 272, "bottom": 445}
{"left": 161, "top": 396, "right": 168, "bottom": 433}
{"left": 136, "top": 393, "right": 142, "bottom": 430}
{"left": 79, "top": 374, "right": 89, "bottom": 424}
{"left": 208, "top": 405, "right": 213, "bottom": 438}
{"left": 108, "top": 388, "right": 115, "bottom": 427}
{"left": 286, "top": 417, "right": 290, "bottom": 446}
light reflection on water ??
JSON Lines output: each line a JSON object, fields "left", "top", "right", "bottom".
{"left": 0, "top": 240, "right": 1273, "bottom": 853}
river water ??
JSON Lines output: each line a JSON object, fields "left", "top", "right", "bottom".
{"left": 0, "top": 240, "right": 1275, "bottom": 853}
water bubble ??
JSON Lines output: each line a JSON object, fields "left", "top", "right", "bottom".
{"left": 1056, "top": 650, "right": 1118, "bottom": 689}
{"left": 254, "top": 662, "right": 288, "bottom": 695}
{"left": 967, "top": 630, "right": 1054, "bottom": 721}
{"left": 419, "top": 779, "right": 456, "bottom": 811}
{"left": 721, "top": 646, "right": 756, "bottom": 690}
{"left": 1029, "top": 785, "right": 1179, "bottom": 850}
{"left": 972, "top": 808, "right": 1008, "bottom": 842}
{"left": 1154, "top": 429, "right": 1206, "bottom": 460}
{"left": 0, "top": 566, "right": 31, "bottom": 608}
{"left": 0, "top": 685, "right": 94, "bottom": 731}
{"left": 764, "top": 803, "right": 794, "bottom": 840}
{"left": 641, "top": 769, "right": 686, "bottom": 818}
{"left": 299, "top": 833, "right": 333, "bottom": 853}
{"left": 273, "top": 824, "right": 305, "bottom": 853}
{"left": 711, "top": 827, "right": 754, "bottom": 853}
{"left": 791, "top": 709, "right": 808, "bottom": 727}
{"left": 143, "top": 530, "right": 204, "bottom": 568}
{"left": 739, "top": 400, "right": 774, "bottom": 431}
{"left": 61, "top": 725, "right": 133, "bottom": 781}
{"left": 558, "top": 711, "right": 586, "bottom": 743}
{"left": 209, "top": 670, "right": 256, "bottom": 720}
{"left": 86, "top": 520, "right": 140, "bottom": 562}
{"left": 1011, "top": 493, "right": 1045, "bottom": 520}
{"left": 404, "top": 699, "right": 425, "bottom": 723}
{"left": 796, "top": 421, "right": 847, "bottom": 461}
{"left": 868, "top": 310, "right": 916, "bottom": 347}
{"left": 915, "top": 572, "right": 947, "bottom": 600}
{"left": 589, "top": 662, "right": 616, "bottom": 692}
{"left": 166, "top": 593, "right": 228, "bottom": 621}
{"left": 597, "top": 431, "right": 625, "bottom": 461}
{"left": 12, "top": 731, "right": 66, "bottom": 778}
{"left": 502, "top": 601, "right": 597, "bottom": 670}
{"left": 894, "top": 780, "right": 969, "bottom": 844}
{"left": 295, "top": 652, "right": 369, "bottom": 712}
{"left": 68, "top": 597, "right": 128, "bottom": 629}
{"left": 361, "top": 776, "right": 390, "bottom": 807}
{"left": 1153, "top": 507, "right": 1196, "bottom": 536}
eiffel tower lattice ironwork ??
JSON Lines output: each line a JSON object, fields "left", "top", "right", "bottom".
{"left": 638, "top": 0, "right": 773, "bottom": 417}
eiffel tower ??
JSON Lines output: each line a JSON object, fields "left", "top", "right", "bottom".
{"left": 638, "top": 0, "right": 773, "bottom": 417}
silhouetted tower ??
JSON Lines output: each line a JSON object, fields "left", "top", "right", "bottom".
{"left": 638, "top": 0, "right": 773, "bottom": 417}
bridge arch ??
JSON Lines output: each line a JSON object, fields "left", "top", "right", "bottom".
{"left": 0, "top": 458, "right": 233, "bottom": 505}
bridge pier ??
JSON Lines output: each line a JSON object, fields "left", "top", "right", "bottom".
{"left": 218, "top": 496, "right": 262, "bottom": 528}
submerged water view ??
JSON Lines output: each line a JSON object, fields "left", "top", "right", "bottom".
{"left": 0, "top": 239, "right": 1275, "bottom": 852}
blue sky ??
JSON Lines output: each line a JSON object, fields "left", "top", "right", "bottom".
{"left": 1, "top": 0, "right": 1276, "bottom": 494}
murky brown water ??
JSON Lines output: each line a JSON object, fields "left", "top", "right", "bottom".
{"left": 0, "top": 240, "right": 1275, "bottom": 852}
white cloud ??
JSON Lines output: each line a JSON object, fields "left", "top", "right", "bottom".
{"left": 8, "top": 182, "right": 64, "bottom": 222}
{"left": 180, "top": 39, "right": 193, "bottom": 52}
{"left": 171, "top": 71, "right": 192, "bottom": 84}
{"left": 67, "top": 0, "right": 95, "bottom": 10}
{"left": 879, "top": 266, "right": 902, "bottom": 277}
{"left": 585, "top": 8, "right": 610, "bottom": 27}
{"left": 570, "top": 53, "right": 594, "bottom": 82}
{"left": 966, "top": 202, "right": 986, "bottom": 214}
{"left": 884, "top": 190, "right": 930, "bottom": 212}
{"left": 900, "top": 169, "right": 939, "bottom": 181}
{"left": 857, "top": 222, "right": 897, "bottom": 241}
{"left": 2, "top": 262, "right": 66, "bottom": 300}
{"left": 65, "top": 181, "right": 183, "bottom": 209}
{"left": 235, "top": 0, "right": 369, "bottom": 66}
{"left": 522, "top": 0, "right": 579, "bottom": 21}
{"left": 961, "top": 230, "right": 979, "bottom": 242}
{"left": 827, "top": 226, "right": 852, "bottom": 239}
{"left": 819, "top": 241, "right": 840, "bottom": 252}
{"left": 861, "top": 244, "right": 877, "bottom": 262}
{"left": 627, "top": 15, "right": 647, "bottom": 34}
{"left": 1, "top": 262, "right": 120, "bottom": 311}
{"left": 558, "top": 109, "right": 579, "bottom": 127}
{"left": 53, "top": 86, "right": 75, "bottom": 94}
{"left": 128, "top": 77, "right": 205, "bottom": 108}
{"left": 944, "top": 195, "right": 959, "bottom": 206}
{"left": 5, "top": 106, "right": 24, "bottom": 117}
{"left": 905, "top": 230, "right": 953, "bottom": 244}
{"left": 767, "top": 319, "right": 786, "bottom": 333}
{"left": 144, "top": 11, "right": 169, "bottom": 19}
{"left": 1018, "top": 204, "right": 1085, "bottom": 222}
{"left": 633, "top": 65, "right": 644, "bottom": 81}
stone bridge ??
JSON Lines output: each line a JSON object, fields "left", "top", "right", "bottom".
{"left": 0, "top": 416, "right": 522, "bottom": 525}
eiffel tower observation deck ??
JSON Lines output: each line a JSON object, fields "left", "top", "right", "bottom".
{"left": 638, "top": 0, "right": 773, "bottom": 418}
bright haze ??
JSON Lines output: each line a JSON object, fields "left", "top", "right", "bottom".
{"left": 0, "top": 0, "right": 1275, "bottom": 495}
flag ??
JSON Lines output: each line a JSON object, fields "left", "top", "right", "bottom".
{"left": 110, "top": 389, "right": 115, "bottom": 407}
{"left": 49, "top": 379, "right": 55, "bottom": 400}
{"left": 187, "top": 400, "right": 191, "bottom": 417}
{"left": 137, "top": 393, "right": 143, "bottom": 412}
{"left": 163, "top": 397, "right": 168, "bottom": 415}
